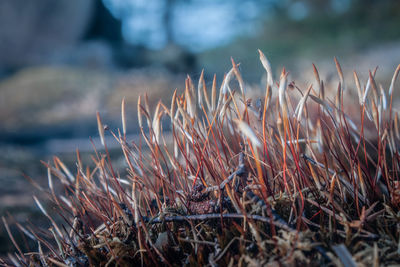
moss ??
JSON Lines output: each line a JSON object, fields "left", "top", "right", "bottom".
{"left": 3, "top": 52, "right": 400, "bottom": 266}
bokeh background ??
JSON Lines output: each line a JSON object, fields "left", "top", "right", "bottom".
{"left": 1, "top": 0, "right": 400, "bottom": 255}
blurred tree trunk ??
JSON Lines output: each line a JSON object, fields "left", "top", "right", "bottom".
{"left": 85, "top": 0, "right": 122, "bottom": 44}
{"left": 164, "top": 0, "right": 176, "bottom": 45}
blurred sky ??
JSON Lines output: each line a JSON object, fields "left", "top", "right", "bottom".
{"left": 103, "top": 0, "right": 352, "bottom": 51}
{"left": 103, "top": 0, "right": 263, "bottom": 51}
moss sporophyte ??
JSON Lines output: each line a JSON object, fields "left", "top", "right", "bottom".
{"left": 3, "top": 50, "right": 400, "bottom": 266}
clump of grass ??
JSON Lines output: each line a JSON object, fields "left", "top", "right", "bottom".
{"left": 2, "top": 51, "right": 400, "bottom": 266}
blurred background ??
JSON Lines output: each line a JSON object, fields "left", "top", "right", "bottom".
{"left": 1, "top": 0, "right": 400, "bottom": 255}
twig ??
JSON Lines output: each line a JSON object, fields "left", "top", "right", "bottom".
{"left": 205, "top": 152, "right": 246, "bottom": 193}
{"left": 178, "top": 237, "right": 217, "bottom": 246}
{"left": 146, "top": 213, "right": 293, "bottom": 232}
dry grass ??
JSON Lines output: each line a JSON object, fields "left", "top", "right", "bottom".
{"left": 2, "top": 51, "right": 400, "bottom": 266}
